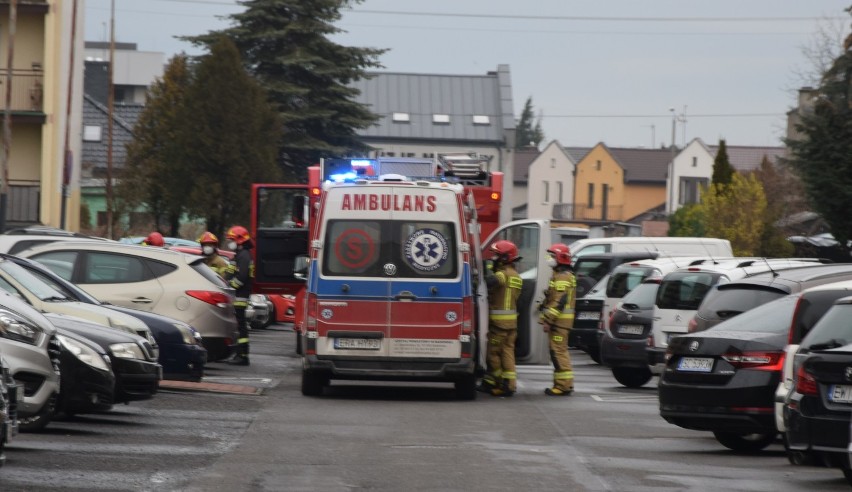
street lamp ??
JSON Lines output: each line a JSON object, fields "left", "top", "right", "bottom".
{"left": 668, "top": 108, "right": 676, "bottom": 215}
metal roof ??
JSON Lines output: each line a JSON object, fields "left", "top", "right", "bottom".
{"left": 607, "top": 146, "right": 672, "bottom": 184}
{"left": 708, "top": 145, "right": 786, "bottom": 172}
{"left": 81, "top": 95, "right": 143, "bottom": 176}
{"left": 351, "top": 65, "right": 514, "bottom": 144}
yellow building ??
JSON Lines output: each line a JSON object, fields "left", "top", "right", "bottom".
{"left": 1, "top": 0, "right": 83, "bottom": 231}
{"left": 573, "top": 143, "right": 670, "bottom": 223}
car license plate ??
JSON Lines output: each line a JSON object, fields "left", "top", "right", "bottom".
{"left": 334, "top": 338, "right": 381, "bottom": 350}
{"left": 617, "top": 324, "right": 644, "bottom": 335}
{"left": 577, "top": 311, "right": 601, "bottom": 321}
{"left": 677, "top": 357, "right": 714, "bottom": 372}
{"left": 829, "top": 385, "right": 852, "bottom": 403}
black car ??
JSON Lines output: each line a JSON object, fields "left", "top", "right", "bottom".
{"left": 659, "top": 294, "right": 797, "bottom": 452}
{"left": 45, "top": 313, "right": 161, "bottom": 407}
{"left": 5, "top": 255, "right": 206, "bottom": 381}
{"left": 600, "top": 279, "right": 659, "bottom": 388}
{"left": 785, "top": 296, "right": 852, "bottom": 484}
{"left": 49, "top": 317, "right": 117, "bottom": 415}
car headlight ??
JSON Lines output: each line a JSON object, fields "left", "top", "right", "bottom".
{"left": 109, "top": 342, "right": 145, "bottom": 360}
{"left": 249, "top": 294, "right": 267, "bottom": 305}
{"left": 57, "top": 334, "right": 111, "bottom": 372}
{"left": 173, "top": 323, "right": 199, "bottom": 345}
{"left": 0, "top": 309, "right": 42, "bottom": 345}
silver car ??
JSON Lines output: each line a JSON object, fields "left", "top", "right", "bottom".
{"left": 21, "top": 242, "right": 238, "bottom": 361}
{"left": 0, "top": 291, "right": 61, "bottom": 432}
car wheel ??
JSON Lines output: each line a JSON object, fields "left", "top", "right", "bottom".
{"left": 263, "top": 304, "right": 275, "bottom": 328}
{"left": 454, "top": 374, "right": 477, "bottom": 400}
{"left": 612, "top": 367, "right": 652, "bottom": 388}
{"left": 842, "top": 460, "right": 852, "bottom": 485}
{"left": 301, "top": 370, "right": 328, "bottom": 397}
{"left": 19, "top": 401, "right": 55, "bottom": 433}
{"left": 712, "top": 431, "right": 776, "bottom": 452}
{"left": 586, "top": 348, "right": 602, "bottom": 364}
{"left": 783, "top": 436, "right": 817, "bottom": 466}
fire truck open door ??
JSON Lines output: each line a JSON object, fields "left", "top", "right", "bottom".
{"left": 250, "top": 184, "right": 312, "bottom": 295}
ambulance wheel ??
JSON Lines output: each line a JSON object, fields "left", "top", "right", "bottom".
{"left": 295, "top": 331, "right": 303, "bottom": 355}
{"left": 454, "top": 374, "right": 477, "bottom": 400}
{"left": 301, "top": 369, "right": 328, "bottom": 397}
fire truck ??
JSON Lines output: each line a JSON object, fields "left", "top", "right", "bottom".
{"left": 250, "top": 156, "right": 555, "bottom": 396}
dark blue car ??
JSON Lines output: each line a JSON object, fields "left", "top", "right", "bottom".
{"left": 3, "top": 254, "right": 207, "bottom": 381}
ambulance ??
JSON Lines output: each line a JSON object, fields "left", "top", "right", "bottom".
{"left": 251, "top": 157, "right": 556, "bottom": 398}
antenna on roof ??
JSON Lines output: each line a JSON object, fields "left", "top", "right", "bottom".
{"left": 699, "top": 237, "right": 718, "bottom": 264}
{"left": 761, "top": 257, "right": 779, "bottom": 278}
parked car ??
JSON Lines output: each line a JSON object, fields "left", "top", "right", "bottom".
{"left": 648, "top": 258, "right": 826, "bottom": 375}
{"left": 7, "top": 255, "right": 206, "bottom": 381}
{"left": 20, "top": 242, "right": 238, "bottom": 361}
{"left": 46, "top": 313, "right": 161, "bottom": 412}
{"left": 0, "top": 292, "right": 61, "bottom": 432}
{"left": 690, "top": 263, "right": 852, "bottom": 333}
{"left": 0, "top": 354, "right": 20, "bottom": 466}
{"left": 659, "top": 294, "right": 797, "bottom": 452}
{"left": 785, "top": 296, "right": 852, "bottom": 484}
{"left": 600, "top": 279, "right": 660, "bottom": 388}
{"left": 0, "top": 255, "right": 157, "bottom": 353}
{"left": 0, "top": 226, "right": 111, "bottom": 255}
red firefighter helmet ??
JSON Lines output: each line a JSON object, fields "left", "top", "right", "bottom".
{"left": 489, "top": 240, "right": 520, "bottom": 263}
{"left": 198, "top": 231, "right": 219, "bottom": 245}
{"left": 226, "top": 225, "right": 252, "bottom": 245}
{"left": 143, "top": 232, "right": 165, "bottom": 247}
{"left": 547, "top": 243, "right": 572, "bottom": 266}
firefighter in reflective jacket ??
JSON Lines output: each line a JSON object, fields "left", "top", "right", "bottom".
{"left": 198, "top": 231, "right": 229, "bottom": 277}
{"left": 478, "top": 240, "right": 523, "bottom": 397}
{"left": 224, "top": 225, "right": 254, "bottom": 365}
{"left": 539, "top": 243, "right": 577, "bottom": 396}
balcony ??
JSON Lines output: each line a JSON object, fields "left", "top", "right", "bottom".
{"left": 0, "top": 1, "right": 49, "bottom": 14}
{"left": 0, "top": 69, "right": 44, "bottom": 113}
{"left": 553, "top": 203, "right": 624, "bottom": 222}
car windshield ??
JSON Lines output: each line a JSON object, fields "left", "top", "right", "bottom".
{"left": 19, "top": 262, "right": 98, "bottom": 304}
{"left": 606, "top": 266, "right": 653, "bottom": 298}
{"left": 620, "top": 281, "right": 660, "bottom": 310}
{"left": 656, "top": 271, "right": 719, "bottom": 310}
{"left": 698, "top": 285, "right": 786, "bottom": 320}
{"left": 708, "top": 294, "right": 798, "bottom": 334}
{"left": 0, "top": 260, "right": 70, "bottom": 301}
{"left": 800, "top": 303, "right": 852, "bottom": 350}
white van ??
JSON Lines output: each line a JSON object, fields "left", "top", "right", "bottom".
{"left": 568, "top": 236, "right": 733, "bottom": 261}
{"left": 648, "top": 258, "right": 825, "bottom": 375}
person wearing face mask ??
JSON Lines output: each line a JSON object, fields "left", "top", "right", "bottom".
{"left": 224, "top": 225, "right": 255, "bottom": 366}
{"left": 539, "top": 243, "right": 577, "bottom": 396}
{"left": 197, "top": 231, "right": 229, "bottom": 277}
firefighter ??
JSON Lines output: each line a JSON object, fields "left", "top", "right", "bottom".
{"left": 478, "top": 239, "right": 523, "bottom": 397}
{"left": 198, "top": 231, "right": 229, "bottom": 277}
{"left": 142, "top": 231, "right": 165, "bottom": 247}
{"left": 539, "top": 243, "right": 577, "bottom": 396}
{"left": 224, "top": 225, "right": 254, "bottom": 366}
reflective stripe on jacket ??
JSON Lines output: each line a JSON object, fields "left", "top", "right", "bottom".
{"left": 540, "top": 269, "right": 577, "bottom": 328}
{"left": 488, "top": 265, "right": 523, "bottom": 329}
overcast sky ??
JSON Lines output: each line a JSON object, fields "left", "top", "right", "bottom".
{"left": 85, "top": 0, "right": 851, "bottom": 149}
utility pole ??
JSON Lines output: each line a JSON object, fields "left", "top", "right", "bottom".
{"left": 668, "top": 107, "right": 677, "bottom": 215}
{"left": 106, "top": 0, "right": 115, "bottom": 239}
{"left": 0, "top": 0, "right": 17, "bottom": 233}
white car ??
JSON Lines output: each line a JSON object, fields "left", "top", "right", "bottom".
{"left": 21, "top": 242, "right": 239, "bottom": 361}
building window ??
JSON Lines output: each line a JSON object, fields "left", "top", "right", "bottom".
{"left": 83, "top": 126, "right": 102, "bottom": 142}
{"left": 588, "top": 183, "right": 595, "bottom": 208}
{"left": 679, "top": 177, "right": 709, "bottom": 205}
{"left": 692, "top": 156, "right": 698, "bottom": 167}
{"left": 432, "top": 114, "right": 450, "bottom": 124}
{"left": 472, "top": 115, "right": 490, "bottom": 125}
{"left": 392, "top": 112, "right": 410, "bottom": 123}
{"left": 543, "top": 181, "right": 550, "bottom": 203}
{"left": 550, "top": 158, "right": 556, "bottom": 168}
{"left": 596, "top": 160, "right": 602, "bottom": 171}
{"left": 557, "top": 182, "right": 563, "bottom": 203}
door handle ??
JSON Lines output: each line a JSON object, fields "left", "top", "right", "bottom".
{"left": 394, "top": 291, "right": 417, "bottom": 301}
{"left": 131, "top": 297, "right": 153, "bottom": 304}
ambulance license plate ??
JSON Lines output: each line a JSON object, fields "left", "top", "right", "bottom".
{"left": 829, "top": 385, "right": 852, "bottom": 403}
{"left": 677, "top": 357, "right": 714, "bottom": 372}
{"left": 334, "top": 338, "right": 381, "bottom": 350}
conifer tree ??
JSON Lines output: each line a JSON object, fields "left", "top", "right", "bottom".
{"left": 711, "top": 139, "right": 735, "bottom": 188}
{"left": 515, "top": 96, "right": 544, "bottom": 149}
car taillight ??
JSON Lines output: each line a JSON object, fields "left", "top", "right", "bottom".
{"left": 721, "top": 351, "right": 784, "bottom": 371}
{"left": 461, "top": 297, "right": 473, "bottom": 335}
{"left": 788, "top": 295, "right": 804, "bottom": 344}
{"left": 795, "top": 365, "right": 818, "bottom": 396}
{"left": 305, "top": 293, "right": 318, "bottom": 355}
{"left": 186, "top": 290, "right": 231, "bottom": 308}
{"left": 687, "top": 317, "right": 698, "bottom": 333}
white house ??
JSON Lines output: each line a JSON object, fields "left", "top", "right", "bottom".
{"left": 526, "top": 140, "right": 587, "bottom": 221}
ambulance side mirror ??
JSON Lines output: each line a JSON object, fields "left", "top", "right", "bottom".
{"left": 293, "top": 255, "right": 309, "bottom": 281}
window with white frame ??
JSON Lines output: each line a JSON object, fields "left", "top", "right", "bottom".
{"left": 543, "top": 181, "right": 550, "bottom": 203}
{"left": 679, "top": 177, "right": 709, "bottom": 205}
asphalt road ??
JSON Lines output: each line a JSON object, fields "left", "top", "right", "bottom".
{"left": 0, "top": 324, "right": 849, "bottom": 491}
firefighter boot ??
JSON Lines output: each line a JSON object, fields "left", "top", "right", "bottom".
{"left": 490, "top": 380, "right": 514, "bottom": 398}
{"left": 544, "top": 387, "right": 572, "bottom": 396}
{"left": 227, "top": 342, "right": 250, "bottom": 366}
